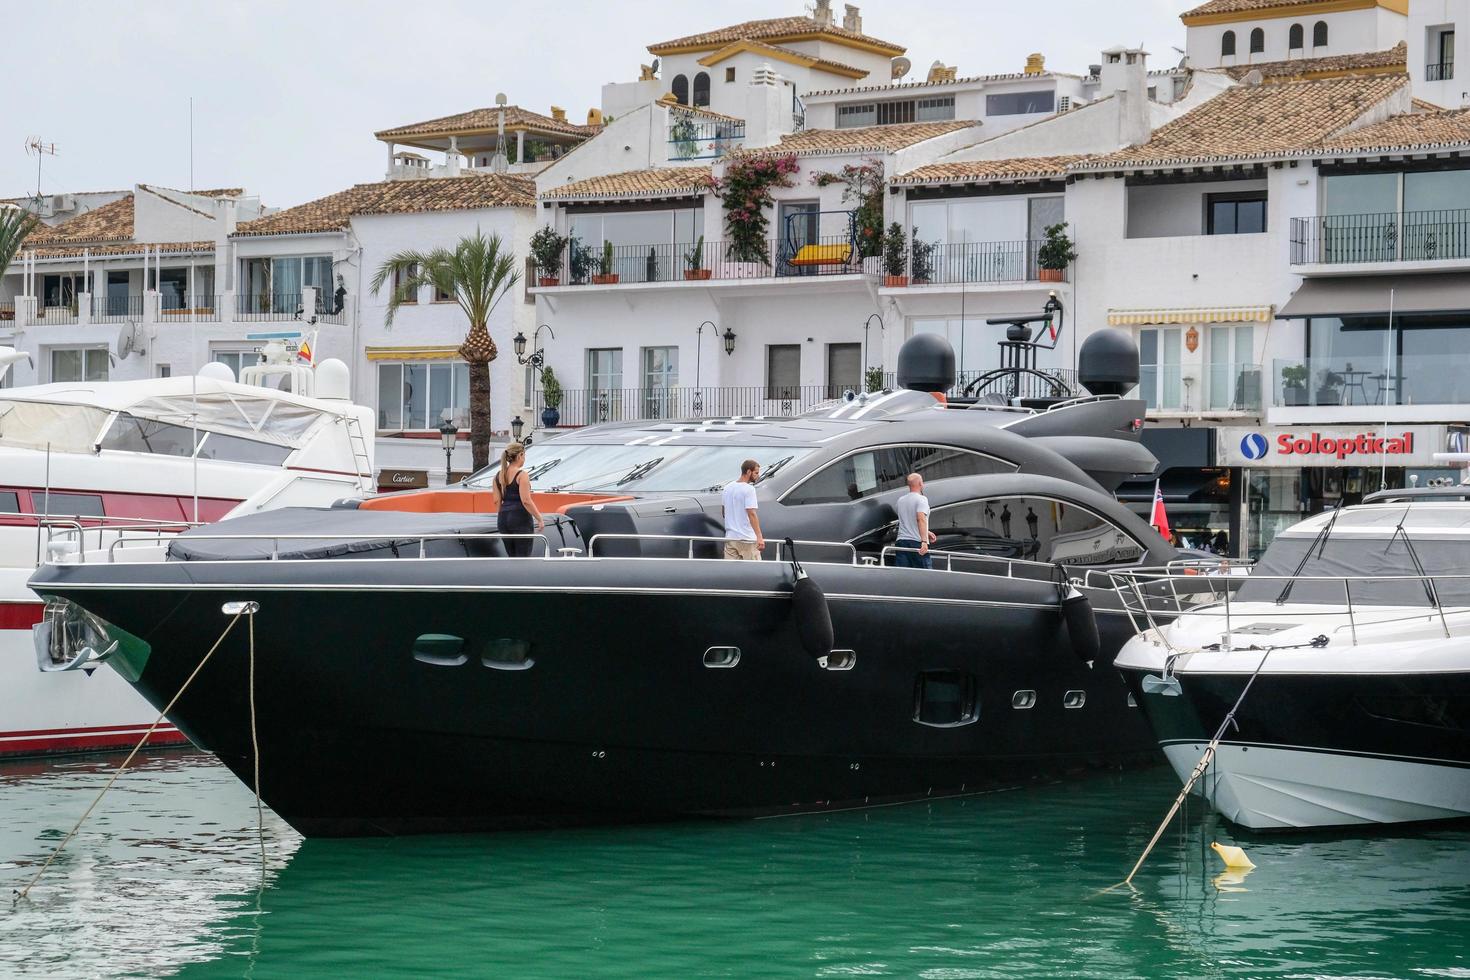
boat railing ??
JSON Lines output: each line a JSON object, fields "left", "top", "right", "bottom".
{"left": 586, "top": 533, "right": 857, "bottom": 564}
{"left": 105, "top": 532, "right": 556, "bottom": 562}
{"left": 1108, "top": 568, "right": 1470, "bottom": 651}
{"left": 18, "top": 515, "right": 201, "bottom": 566}
{"left": 878, "top": 544, "right": 1066, "bottom": 581}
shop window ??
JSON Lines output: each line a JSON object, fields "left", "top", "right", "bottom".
{"left": 914, "top": 671, "right": 978, "bottom": 727}
{"left": 1221, "top": 31, "right": 1236, "bottom": 57}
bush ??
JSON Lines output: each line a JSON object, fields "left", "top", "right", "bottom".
{"left": 883, "top": 222, "right": 906, "bottom": 277}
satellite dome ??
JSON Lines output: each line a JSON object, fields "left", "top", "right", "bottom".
{"left": 197, "top": 362, "right": 235, "bottom": 383}
{"left": 1078, "top": 329, "right": 1140, "bottom": 396}
{"left": 896, "top": 333, "right": 956, "bottom": 393}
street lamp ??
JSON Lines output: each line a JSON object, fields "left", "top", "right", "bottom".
{"left": 437, "top": 417, "right": 459, "bottom": 485}
{"left": 722, "top": 326, "right": 737, "bottom": 356}
{"left": 862, "top": 313, "right": 884, "bottom": 387}
{"left": 511, "top": 415, "right": 525, "bottom": 441}
{"left": 515, "top": 323, "right": 555, "bottom": 369}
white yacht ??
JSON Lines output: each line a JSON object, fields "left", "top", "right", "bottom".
{"left": 1114, "top": 489, "right": 1470, "bottom": 830}
{"left": 0, "top": 345, "right": 374, "bottom": 755}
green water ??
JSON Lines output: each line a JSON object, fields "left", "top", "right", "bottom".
{"left": 2, "top": 750, "right": 1468, "bottom": 979}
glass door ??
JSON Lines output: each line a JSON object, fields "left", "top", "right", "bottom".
{"left": 586, "top": 348, "right": 623, "bottom": 424}
{"left": 641, "top": 346, "right": 678, "bottom": 420}
{"left": 1139, "top": 327, "right": 1182, "bottom": 411}
{"left": 779, "top": 201, "right": 819, "bottom": 275}
{"left": 1206, "top": 325, "right": 1255, "bottom": 410}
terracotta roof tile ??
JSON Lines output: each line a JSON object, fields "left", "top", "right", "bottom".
{"left": 1319, "top": 107, "right": 1470, "bottom": 153}
{"left": 27, "top": 240, "right": 212, "bottom": 260}
{"left": 1222, "top": 42, "right": 1406, "bottom": 80}
{"left": 24, "top": 195, "right": 135, "bottom": 245}
{"left": 647, "top": 15, "right": 904, "bottom": 55}
{"left": 1079, "top": 74, "right": 1408, "bottom": 169}
{"left": 541, "top": 166, "right": 713, "bottom": 201}
{"left": 375, "top": 105, "right": 597, "bottom": 141}
{"left": 806, "top": 69, "right": 1078, "bottom": 99}
{"left": 762, "top": 120, "right": 977, "bottom": 155}
{"left": 1183, "top": 0, "right": 1370, "bottom": 18}
{"left": 894, "top": 155, "right": 1090, "bottom": 186}
{"left": 664, "top": 100, "right": 744, "bottom": 124}
{"left": 234, "top": 173, "right": 535, "bottom": 237}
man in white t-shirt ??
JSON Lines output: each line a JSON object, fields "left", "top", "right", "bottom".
{"left": 893, "top": 472, "right": 935, "bottom": 569}
{"left": 721, "top": 459, "right": 764, "bottom": 560}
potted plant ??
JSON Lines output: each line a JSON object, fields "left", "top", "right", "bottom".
{"left": 1037, "top": 222, "right": 1077, "bottom": 282}
{"left": 865, "top": 365, "right": 886, "bottom": 393}
{"left": 591, "top": 240, "right": 619, "bottom": 285}
{"left": 539, "top": 365, "right": 563, "bottom": 428}
{"left": 684, "top": 236, "right": 711, "bottom": 280}
{"left": 910, "top": 229, "right": 935, "bottom": 285}
{"left": 1315, "top": 368, "right": 1343, "bottom": 406}
{"left": 882, "top": 222, "right": 908, "bottom": 287}
{"left": 1281, "top": 363, "right": 1309, "bottom": 406}
{"left": 569, "top": 240, "right": 595, "bottom": 285}
{"left": 529, "top": 226, "right": 569, "bottom": 287}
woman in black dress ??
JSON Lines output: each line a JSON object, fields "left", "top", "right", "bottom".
{"left": 488, "top": 442, "right": 544, "bottom": 556}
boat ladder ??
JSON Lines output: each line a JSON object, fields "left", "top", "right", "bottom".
{"left": 345, "top": 416, "right": 374, "bottom": 492}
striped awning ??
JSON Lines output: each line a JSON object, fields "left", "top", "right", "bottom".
{"left": 364, "top": 345, "right": 460, "bottom": 362}
{"left": 1106, "top": 306, "right": 1274, "bottom": 326}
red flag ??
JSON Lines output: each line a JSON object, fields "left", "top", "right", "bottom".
{"left": 1150, "top": 479, "right": 1171, "bottom": 541}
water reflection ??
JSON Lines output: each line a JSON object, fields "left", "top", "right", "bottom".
{"left": 2, "top": 751, "right": 1468, "bottom": 979}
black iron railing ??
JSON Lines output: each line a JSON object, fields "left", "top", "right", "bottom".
{"left": 1427, "top": 62, "right": 1454, "bottom": 81}
{"left": 91, "top": 294, "right": 144, "bottom": 321}
{"left": 911, "top": 240, "right": 1046, "bottom": 284}
{"left": 667, "top": 117, "right": 745, "bottom": 160}
{"left": 533, "top": 236, "right": 868, "bottom": 286}
{"left": 1291, "top": 209, "right": 1470, "bottom": 264}
{"left": 236, "top": 292, "right": 312, "bottom": 321}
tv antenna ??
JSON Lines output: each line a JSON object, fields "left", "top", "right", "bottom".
{"left": 24, "top": 136, "right": 58, "bottom": 199}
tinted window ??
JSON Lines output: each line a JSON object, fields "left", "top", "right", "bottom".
{"left": 928, "top": 495, "right": 1145, "bottom": 567}
{"left": 786, "top": 447, "right": 1016, "bottom": 505}
{"left": 985, "top": 90, "right": 1056, "bottom": 116}
{"left": 195, "top": 433, "right": 292, "bottom": 466}
{"left": 1221, "top": 31, "right": 1236, "bottom": 56}
{"left": 914, "top": 671, "right": 978, "bottom": 727}
{"left": 100, "top": 413, "right": 200, "bottom": 457}
{"left": 33, "top": 492, "right": 105, "bottom": 517}
{"left": 0, "top": 491, "right": 19, "bottom": 513}
{"left": 1208, "top": 195, "right": 1267, "bottom": 235}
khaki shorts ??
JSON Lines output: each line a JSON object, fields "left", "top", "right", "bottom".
{"left": 724, "top": 540, "right": 761, "bottom": 560}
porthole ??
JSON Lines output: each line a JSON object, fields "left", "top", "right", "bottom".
{"left": 703, "top": 646, "right": 741, "bottom": 668}
{"left": 413, "top": 634, "right": 467, "bottom": 667}
{"left": 914, "top": 671, "right": 979, "bottom": 728}
{"left": 482, "top": 638, "right": 534, "bottom": 671}
{"left": 1011, "top": 690, "right": 1037, "bottom": 709}
{"left": 1063, "top": 690, "right": 1087, "bottom": 709}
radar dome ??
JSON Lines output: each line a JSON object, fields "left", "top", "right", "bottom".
{"left": 1078, "top": 329, "right": 1140, "bottom": 396}
{"left": 314, "top": 358, "right": 350, "bottom": 400}
{"left": 896, "top": 333, "right": 956, "bottom": 393}
{"left": 197, "top": 362, "right": 236, "bottom": 383}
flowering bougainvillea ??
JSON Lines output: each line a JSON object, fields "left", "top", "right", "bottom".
{"left": 809, "top": 158, "right": 885, "bottom": 258}
{"left": 707, "top": 153, "right": 800, "bottom": 264}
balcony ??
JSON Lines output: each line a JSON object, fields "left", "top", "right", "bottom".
{"left": 1290, "top": 210, "right": 1470, "bottom": 271}
{"left": 1271, "top": 355, "right": 1470, "bottom": 410}
{"left": 532, "top": 236, "right": 872, "bottom": 290}
{"left": 666, "top": 118, "right": 745, "bottom": 161}
{"left": 1139, "top": 362, "right": 1263, "bottom": 415}
{"left": 9, "top": 287, "right": 349, "bottom": 329}
{"left": 1427, "top": 62, "right": 1455, "bottom": 81}
{"left": 899, "top": 240, "right": 1048, "bottom": 287}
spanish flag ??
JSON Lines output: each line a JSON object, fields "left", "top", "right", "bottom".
{"left": 297, "top": 339, "right": 313, "bottom": 364}
{"left": 1150, "top": 479, "right": 1171, "bottom": 541}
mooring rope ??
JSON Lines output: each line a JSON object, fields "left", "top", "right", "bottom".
{"left": 13, "top": 610, "right": 248, "bottom": 904}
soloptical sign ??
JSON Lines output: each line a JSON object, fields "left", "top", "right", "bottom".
{"left": 1217, "top": 425, "right": 1446, "bottom": 467}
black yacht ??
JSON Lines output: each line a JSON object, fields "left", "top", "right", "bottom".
{"left": 30, "top": 330, "right": 1183, "bottom": 836}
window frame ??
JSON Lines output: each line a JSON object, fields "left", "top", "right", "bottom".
{"left": 1288, "top": 23, "right": 1304, "bottom": 50}
{"left": 1313, "top": 20, "right": 1328, "bottom": 47}
{"left": 1205, "top": 191, "right": 1268, "bottom": 235}
{"left": 672, "top": 74, "right": 689, "bottom": 105}
{"left": 692, "top": 71, "right": 711, "bottom": 107}
{"left": 1221, "top": 30, "right": 1237, "bottom": 57}
{"left": 48, "top": 346, "right": 110, "bottom": 383}
{"left": 1249, "top": 27, "right": 1265, "bottom": 54}
{"left": 765, "top": 343, "right": 801, "bottom": 400}
{"left": 983, "top": 90, "right": 1057, "bottom": 117}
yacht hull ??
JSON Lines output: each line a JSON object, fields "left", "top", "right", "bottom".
{"left": 1119, "top": 665, "right": 1470, "bottom": 830}
{"left": 32, "top": 557, "right": 1158, "bottom": 836}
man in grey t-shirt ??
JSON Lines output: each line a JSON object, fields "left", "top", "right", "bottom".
{"left": 893, "top": 472, "right": 935, "bottom": 569}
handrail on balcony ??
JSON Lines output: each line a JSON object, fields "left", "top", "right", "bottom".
{"left": 1427, "top": 62, "right": 1454, "bottom": 82}
{"left": 1291, "top": 209, "right": 1470, "bottom": 265}
{"left": 532, "top": 236, "right": 867, "bottom": 287}
{"left": 667, "top": 116, "right": 745, "bottom": 160}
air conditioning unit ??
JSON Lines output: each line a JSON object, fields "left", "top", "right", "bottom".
{"left": 50, "top": 194, "right": 76, "bottom": 213}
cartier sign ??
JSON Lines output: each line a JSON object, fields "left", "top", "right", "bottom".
{"left": 376, "top": 469, "right": 428, "bottom": 491}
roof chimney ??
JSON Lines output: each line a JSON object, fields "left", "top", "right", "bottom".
{"left": 842, "top": 4, "right": 862, "bottom": 32}
{"left": 813, "top": 0, "right": 834, "bottom": 27}
{"left": 550, "top": 105, "right": 567, "bottom": 122}
{"left": 587, "top": 107, "right": 604, "bottom": 126}
{"left": 1025, "top": 52, "right": 1045, "bottom": 75}
{"left": 927, "top": 61, "right": 957, "bottom": 83}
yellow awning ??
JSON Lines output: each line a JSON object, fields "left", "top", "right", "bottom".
{"left": 1106, "top": 306, "right": 1274, "bottom": 326}
{"left": 364, "top": 345, "right": 460, "bottom": 362}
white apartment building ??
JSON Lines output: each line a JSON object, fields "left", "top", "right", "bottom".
{"left": 1411, "top": 0, "right": 1469, "bottom": 106}
{"left": 1184, "top": 0, "right": 1409, "bottom": 69}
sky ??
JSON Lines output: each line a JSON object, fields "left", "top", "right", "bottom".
{"left": 4, "top": 0, "right": 1194, "bottom": 210}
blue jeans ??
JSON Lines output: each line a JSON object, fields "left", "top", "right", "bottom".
{"left": 894, "top": 539, "right": 932, "bottom": 569}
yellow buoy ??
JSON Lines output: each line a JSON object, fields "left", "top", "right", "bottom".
{"left": 1210, "top": 841, "right": 1256, "bottom": 869}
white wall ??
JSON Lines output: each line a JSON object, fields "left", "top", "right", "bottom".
{"left": 1186, "top": 7, "right": 1405, "bottom": 68}
{"left": 1410, "top": 0, "right": 1470, "bottom": 107}
{"left": 536, "top": 105, "right": 660, "bottom": 193}
{"left": 1125, "top": 178, "right": 1267, "bottom": 238}
{"left": 131, "top": 187, "right": 220, "bottom": 244}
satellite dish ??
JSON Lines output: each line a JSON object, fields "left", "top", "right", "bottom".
{"left": 891, "top": 57, "right": 912, "bottom": 80}
{"left": 115, "top": 322, "right": 145, "bottom": 360}
{"left": 1241, "top": 69, "right": 1264, "bottom": 86}
{"left": 650, "top": 57, "right": 660, "bottom": 75}
{"left": 495, "top": 92, "right": 508, "bottom": 106}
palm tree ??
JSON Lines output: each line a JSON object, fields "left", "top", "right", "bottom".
{"left": 371, "top": 230, "right": 521, "bottom": 470}
{"left": 0, "top": 205, "right": 39, "bottom": 275}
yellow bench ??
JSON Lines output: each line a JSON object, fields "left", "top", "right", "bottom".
{"left": 789, "top": 243, "right": 853, "bottom": 267}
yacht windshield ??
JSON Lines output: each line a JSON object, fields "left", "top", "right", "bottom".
{"left": 1237, "top": 529, "right": 1470, "bottom": 606}
{"left": 0, "top": 400, "right": 112, "bottom": 452}
{"left": 464, "top": 445, "right": 813, "bottom": 493}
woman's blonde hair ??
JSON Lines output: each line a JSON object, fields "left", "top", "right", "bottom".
{"left": 497, "top": 442, "right": 526, "bottom": 493}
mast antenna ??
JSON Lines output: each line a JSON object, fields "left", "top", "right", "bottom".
{"left": 24, "top": 137, "right": 58, "bottom": 201}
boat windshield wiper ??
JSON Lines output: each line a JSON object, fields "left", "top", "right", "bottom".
{"left": 1275, "top": 506, "right": 1342, "bottom": 605}
{"left": 1389, "top": 504, "right": 1440, "bottom": 609}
